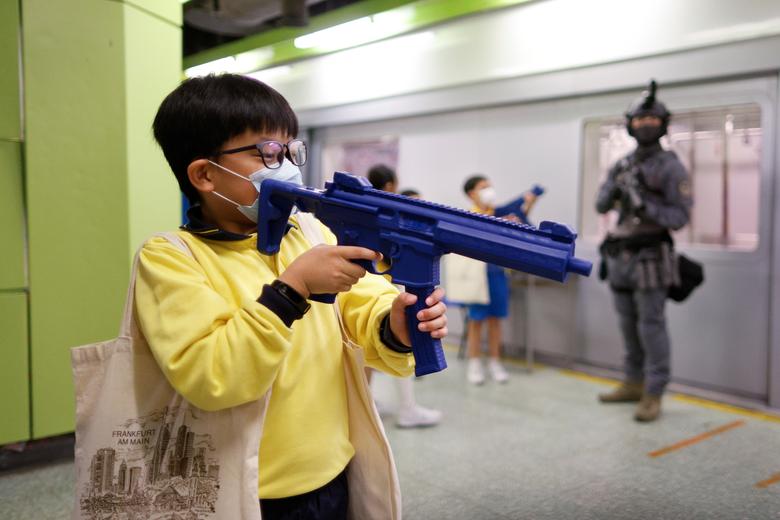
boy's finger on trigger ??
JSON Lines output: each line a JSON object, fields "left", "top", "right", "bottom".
{"left": 338, "top": 246, "right": 381, "bottom": 260}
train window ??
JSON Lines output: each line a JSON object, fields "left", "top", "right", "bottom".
{"left": 580, "top": 104, "right": 762, "bottom": 250}
{"left": 321, "top": 137, "right": 399, "bottom": 183}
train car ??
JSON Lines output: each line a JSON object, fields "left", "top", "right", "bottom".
{"left": 248, "top": 1, "right": 780, "bottom": 410}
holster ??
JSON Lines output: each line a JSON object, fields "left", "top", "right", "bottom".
{"left": 598, "top": 231, "right": 674, "bottom": 290}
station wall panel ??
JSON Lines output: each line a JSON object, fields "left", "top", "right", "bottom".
{"left": 0, "top": 141, "right": 26, "bottom": 290}
{"left": 0, "top": 292, "right": 30, "bottom": 444}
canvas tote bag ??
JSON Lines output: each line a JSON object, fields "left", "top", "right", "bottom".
{"left": 296, "top": 213, "right": 403, "bottom": 520}
{"left": 442, "top": 254, "right": 489, "bottom": 305}
{"left": 71, "top": 232, "right": 267, "bottom": 520}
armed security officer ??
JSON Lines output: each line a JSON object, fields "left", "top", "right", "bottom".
{"left": 595, "top": 80, "right": 692, "bottom": 422}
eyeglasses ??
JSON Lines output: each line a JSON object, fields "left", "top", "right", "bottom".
{"left": 214, "top": 139, "right": 307, "bottom": 169}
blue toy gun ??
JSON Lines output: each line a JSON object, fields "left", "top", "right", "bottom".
{"left": 257, "top": 172, "right": 592, "bottom": 377}
{"left": 494, "top": 185, "right": 545, "bottom": 224}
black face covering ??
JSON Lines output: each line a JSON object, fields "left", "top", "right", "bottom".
{"left": 632, "top": 125, "right": 664, "bottom": 146}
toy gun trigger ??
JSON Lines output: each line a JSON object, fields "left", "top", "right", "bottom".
{"left": 352, "top": 258, "right": 378, "bottom": 274}
{"left": 353, "top": 251, "right": 395, "bottom": 276}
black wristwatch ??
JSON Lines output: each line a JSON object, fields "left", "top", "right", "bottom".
{"left": 270, "top": 279, "right": 311, "bottom": 315}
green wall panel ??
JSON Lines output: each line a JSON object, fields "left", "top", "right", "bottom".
{"left": 0, "top": 292, "right": 30, "bottom": 444}
{"left": 22, "top": 0, "right": 182, "bottom": 438}
{"left": 23, "top": 0, "right": 130, "bottom": 438}
{"left": 124, "top": 1, "right": 182, "bottom": 252}
{"left": 0, "top": 141, "right": 26, "bottom": 290}
{"left": 0, "top": 0, "right": 22, "bottom": 140}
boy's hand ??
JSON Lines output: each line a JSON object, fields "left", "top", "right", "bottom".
{"left": 279, "top": 245, "right": 381, "bottom": 299}
{"left": 389, "top": 287, "right": 448, "bottom": 347}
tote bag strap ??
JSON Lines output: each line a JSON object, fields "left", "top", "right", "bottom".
{"left": 296, "top": 213, "right": 365, "bottom": 352}
{"left": 296, "top": 211, "right": 327, "bottom": 246}
{"left": 119, "top": 232, "right": 193, "bottom": 337}
{"left": 298, "top": 213, "right": 400, "bottom": 519}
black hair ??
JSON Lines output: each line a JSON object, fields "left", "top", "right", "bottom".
{"left": 463, "top": 175, "right": 487, "bottom": 195}
{"left": 367, "top": 164, "right": 397, "bottom": 190}
{"left": 152, "top": 74, "right": 299, "bottom": 203}
{"left": 400, "top": 189, "right": 420, "bottom": 197}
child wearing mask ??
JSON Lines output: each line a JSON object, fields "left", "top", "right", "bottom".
{"left": 138, "top": 74, "right": 449, "bottom": 518}
{"left": 461, "top": 175, "right": 538, "bottom": 385}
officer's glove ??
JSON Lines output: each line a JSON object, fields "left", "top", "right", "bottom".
{"left": 609, "top": 183, "right": 624, "bottom": 202}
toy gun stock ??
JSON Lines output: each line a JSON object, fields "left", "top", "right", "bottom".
{"left": 257, "top": 172, "right": 592, "bottom": 377}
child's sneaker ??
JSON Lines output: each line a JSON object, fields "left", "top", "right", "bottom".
{"left": 467, "top": 358, "right": 485, "bottom": 385}
{"left": 396, "top": 405, "right": 443, "bottom": 428}
{"left": 488, "top": 359, "right": 509, "bottom": 383}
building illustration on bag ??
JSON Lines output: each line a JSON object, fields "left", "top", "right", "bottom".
{"left": 80, "top": 406, "right": 221, "bottom": 519}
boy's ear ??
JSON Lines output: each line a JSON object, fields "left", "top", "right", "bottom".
{"left": 187, "top": 159, "right": 215, "bottom": 193}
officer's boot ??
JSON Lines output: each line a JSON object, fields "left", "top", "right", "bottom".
{"left": 598, "top": 381, "right": 643, "bottom": 403}
{"left": 634, "top": 394, "right": 662, "bottom": 422}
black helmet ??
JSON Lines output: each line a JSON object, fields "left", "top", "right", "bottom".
{"left": 625, "top": 80, "right": 671, "bottom": 143}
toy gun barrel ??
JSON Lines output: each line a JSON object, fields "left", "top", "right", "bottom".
{"left": 435, "top": 218, "right": 590, "bottom": 283}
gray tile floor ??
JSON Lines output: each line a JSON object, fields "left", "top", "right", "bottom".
{"left": 375, "top": 360, "right": 780, "bottom": 520}
{"left": 2, "top": 359, "right": 779, "bottom": 519}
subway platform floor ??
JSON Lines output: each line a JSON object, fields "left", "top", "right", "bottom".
{"left": 2, "top": 358, "right": 780, "bottom": 519}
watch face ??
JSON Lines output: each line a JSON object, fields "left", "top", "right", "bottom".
{"left": 273, "top": 280, "right": 310, "bottom": 314}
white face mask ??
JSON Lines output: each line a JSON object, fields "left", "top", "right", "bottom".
{"left": 477, "top": 186, "right": 497, "bottom": 207}
{"left": 208, "top": 159, "right": 303, "bottom": 223}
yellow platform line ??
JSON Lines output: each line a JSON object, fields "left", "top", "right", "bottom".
{"left": 648, "top": 420, "right": 746, "bottom": 458}
{"left": 558, "top": 369, "right": 618, "bottom": 386}
{"left": 557, "top": 369, "right": 780, "bottom": 424}
{"left": 671, "top": 394, "right": 780, "bottom": 424}
{"left": 444, "top": 345, "right": 780, "bottom": 424}
{"left": 441, "top": 343, "right": 545, "bottom": 370}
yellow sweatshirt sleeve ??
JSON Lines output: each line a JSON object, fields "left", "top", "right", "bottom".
{"left": 135, "top": 239, "right": 291, "bottom": 411}
{"left": 338, "top": 273, "right": 415, "bottom": 377}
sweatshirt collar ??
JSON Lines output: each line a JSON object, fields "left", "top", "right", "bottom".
{"left": 181, "top": 204, "right": 296, "bottom": 242}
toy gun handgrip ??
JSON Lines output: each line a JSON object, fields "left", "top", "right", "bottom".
{"left": 406, "top": 285, "right": 448, "bottom": 377}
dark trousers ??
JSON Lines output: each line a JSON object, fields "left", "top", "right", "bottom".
{"left": 260, "top": 469, "right": 349, "bottom": 520}
{"left": 612, "top": 288, "right": 670, "bottom": 395}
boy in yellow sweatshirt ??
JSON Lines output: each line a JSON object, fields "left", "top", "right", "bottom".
{"left": 136, "top": 74, "right": 448, "bottom": 519}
